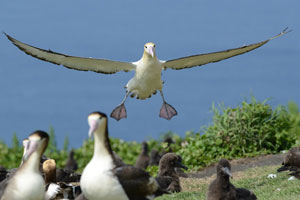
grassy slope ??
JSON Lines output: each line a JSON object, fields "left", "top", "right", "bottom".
{"left": 156, "top": 165, "right": 300, "bottom": 200}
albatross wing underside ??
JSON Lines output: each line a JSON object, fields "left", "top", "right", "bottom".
{"left": 5, "top": 33, "right": 136, "bottom": 74}
{"left": 163, "top": 28, "right": 291, "bottom": 70}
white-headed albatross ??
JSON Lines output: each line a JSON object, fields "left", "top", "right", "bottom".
{"left": 0, "top": 138, "right": 30, "bottom": 184}
{"left": 4, "top": 28, "right": 291, "bottom": 121}
{"left": 0, "top": 130, "right": 49, "bottom": 200}
{"left": 78, "top": 111, "right": 167, "bottom": 200}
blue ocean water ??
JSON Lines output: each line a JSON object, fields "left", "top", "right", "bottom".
{"left": 0, "top": 1, "right": 299, "bottom": 148}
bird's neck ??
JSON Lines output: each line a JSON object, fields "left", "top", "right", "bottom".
{"left": 217, "top": 175, "right": 230, "bottom": 188}
{"left": 21, "top": 152, "right": 41, "bottom": 173}
{"left": 142, "top": 146, "right": 148, "bottom": 155}
{"left": 44, "top": 169, "right": 56, "bottom": 184}
{"left": 93, "top": 125, "right": 114, "bottom": 162}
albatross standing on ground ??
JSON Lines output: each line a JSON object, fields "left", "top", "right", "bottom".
{"left": 0, "top": 130, "right": 49, "bottom": 200}
{"left": 78, "top": 111, "right": 166, "bottom": 200}
{"left": 135, "top": 141, "right": 150, "bottom": 169}
{"left": 277, "top": 147, "right": 300, "bottom": 179}
{"left": 207, "top": 159, "right": 257, "bottom": 200}
{"left": 4, "top": 28, "right": 290, "bottom": 121}
{"left": 155, "top": 153, "right": 187, "bottom": 193}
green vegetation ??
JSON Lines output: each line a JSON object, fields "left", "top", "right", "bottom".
{"left": 1, "top": 96, "right": 300, "bottom": 199}
{"left": 1, "top": 97, "right": 300, "bottom": 173}
{"left": 173, "top": 97, "right": 299, "bottom": 170}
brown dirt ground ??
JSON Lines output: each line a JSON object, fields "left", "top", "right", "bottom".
{"left": 187, "top": 153, "right": 285, "bottom": 179}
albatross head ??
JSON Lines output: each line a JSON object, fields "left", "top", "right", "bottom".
{"left": 88, "top": 111, "right": 108, "bottom": 138}
{"left": 159, "top": 153, "right": 188, "bottom": 171}
{"left": 217, "top": 159, "right": 233, "bottom": 178}
{"left": 144, "top": 42, "right": 156, "bottom": 58}
{"left": 23, "top": 130, "right": 49, "bottom": 161}
{"left": 43, "top": 159, "right": 57, "bottom": 184}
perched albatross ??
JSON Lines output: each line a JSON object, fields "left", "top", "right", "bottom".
{"left": 0, "top": 130, "right": 49, "bottom": 200}
{"left": 155, "top": 153, "right": 187, "bottom": 193}
{"left": 78, "top": 111, "right": 166, "bottom": 200}
{"left": 149, "top": 149, "right": 161, "bottom": 166}
{"left": 135, "top": 141, "right": 150, "bottom": 169}
{"left": 207, "top": 159, "right": 257, "bottom": 200}
{"left": 4, "top": 28, "right": 290, "bottom": 121}
{"left": 277, "top": 147, "right": 300, "bottom": 178}
{"left": 0, "top": 138, "right": 31, "bottom": 184}
{"left": 64, "top": 150, "right": 78, "bottom": 171}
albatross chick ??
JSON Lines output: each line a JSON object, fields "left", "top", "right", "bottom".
{"left": 207, "top": 159, "right": 257, "bottom": 200}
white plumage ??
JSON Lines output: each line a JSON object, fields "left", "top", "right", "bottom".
{"left": 0, "top": 131, "right": 49, "bottom": 200}
{"left": 80, "top": 157, "right": 129, "bottom": 200}
{"left": 4, "top": 166, "right": 45, "bottom": 200}
{"left": 80, "top": 114, "right": 129, "bottom": 200}
{"left": 79, "top": 112, "right": 164, "bottom": 199}
{"left": 5, "top": 28, "right": 290, "bottom": 121}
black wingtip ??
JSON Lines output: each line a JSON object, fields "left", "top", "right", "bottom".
{"left": 2, "top": 31, "right": 8, "bottom": 38}
{"left": 282, "top": 27, "right": 293, "bottom": 34}
{"left": 3, "top": 32, "right": 14, "bottom": 42}
{"left": 269, "top": 27, "right": 292, "bottom": 41}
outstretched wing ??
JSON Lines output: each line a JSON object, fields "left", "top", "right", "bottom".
{"left": 5, "top": 33, "right": 136, "bottom": 74}
{"left": 163, "top": 28, "right": 291, "bottom": 70}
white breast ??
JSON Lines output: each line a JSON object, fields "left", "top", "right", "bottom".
{"left": 80, "top": 156, "right": 129, "bottom": 200}
{"left": 127, "top": 59, "right": 163, "bottom": 99}
{"left": 3, "top": 170, "right": 45, "bottom": 200}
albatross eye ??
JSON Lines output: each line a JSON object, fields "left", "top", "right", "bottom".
{"left": 145, "top": 46, "right": 147, "bottom": 48}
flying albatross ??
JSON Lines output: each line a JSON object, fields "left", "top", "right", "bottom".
{"left": 4, "top": 28, "right": 290, "bottom": 121}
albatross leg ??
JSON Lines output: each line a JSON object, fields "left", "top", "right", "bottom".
{"left": 159, "top": 90, "right": 177, "bottom": 120}
{"left": 110, "top": 91, "right": 130, "bottom": 121}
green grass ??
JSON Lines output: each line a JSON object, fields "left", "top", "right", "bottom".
{"left": 1, "top": 97, "right": 300, "bottom": 200}
{"left": 156, "top": 165, "right": 300, "bottom": 200}
{"left": 1, "top": 97, "right": 300, "bottom": 173}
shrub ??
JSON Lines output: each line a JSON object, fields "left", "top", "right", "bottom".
{"left": 288, "top": 101, "right": 300, "bottom": 146}
{"left": 0, "top": 133, "right": 23, "bottom": 169}
{"left": 1, "top": 97, "right": 300, "bottom": 173}
{"left": 176, "top": 96, "right": 295, "bottom": 170}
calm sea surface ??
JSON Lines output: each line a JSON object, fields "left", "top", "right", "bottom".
{"left": 0, "top": 1, "right": 299, "bottom": 148}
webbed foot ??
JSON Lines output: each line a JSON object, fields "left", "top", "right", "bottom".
{"left": 159, "top": 102, "right": 177, "bottom": 120}
{"left": 110, "top": 103, "right": 127, "bottom": 121}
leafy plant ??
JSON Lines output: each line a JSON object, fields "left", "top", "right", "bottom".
{"left": 1, "top": 96, "right": 300, "bottom": 174}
